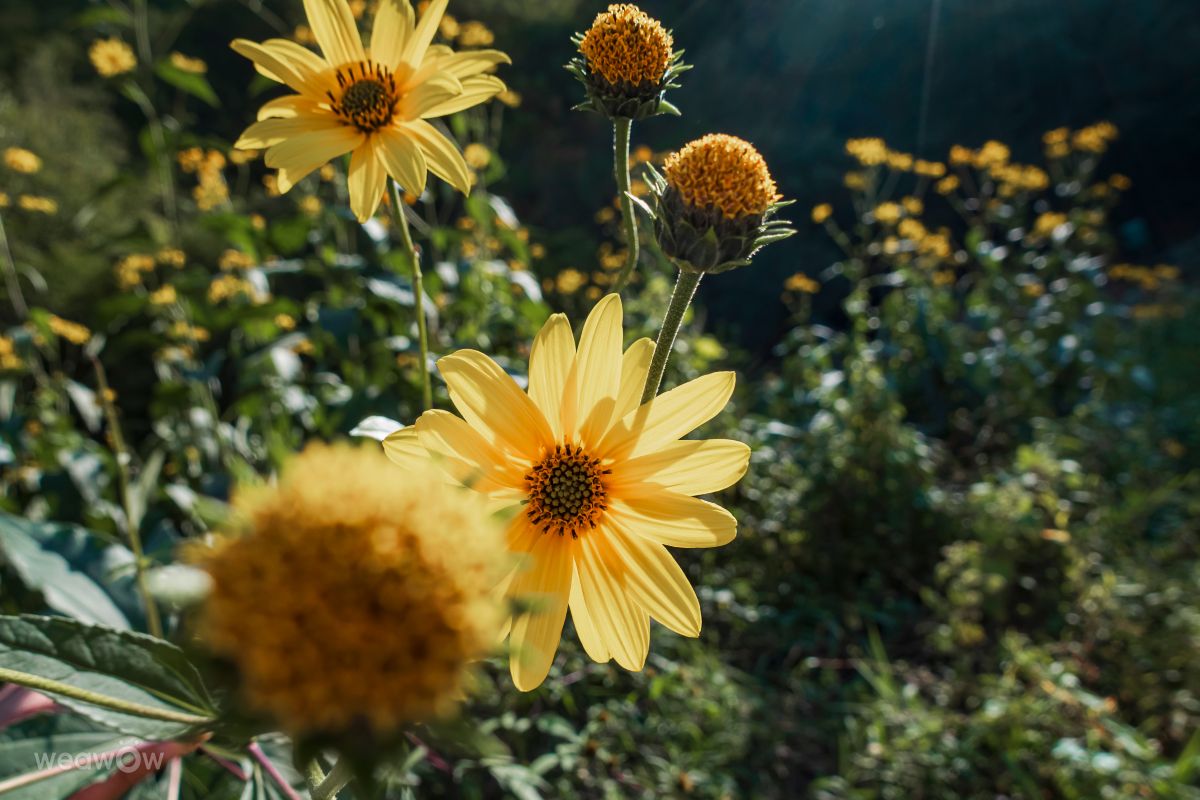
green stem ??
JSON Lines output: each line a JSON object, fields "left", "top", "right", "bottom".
{"left": 90, "top": 355, "right": 163, "bottom": 639}
{"left": 389, "top": 180, "right": 432, "bottom": 411}
{"left": 311, "top": 758, "right": 352, "bottom": 800}
{"left": 0, "top": 210, "right": 28, "bottom": 319}
{"left": 641, "top": 267, "right": 702, "bottom": 404}
{"left": 300, "top": 752, "right": 325, "bottom": 796}
{"left": 611, "top": 117, "right": 640, "bottom": 293}
{"left": 0, "top": 666, "right": 211, "bottom": 726}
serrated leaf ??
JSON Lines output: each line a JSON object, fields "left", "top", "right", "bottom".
{"left": 0, "top": 715, "right": 133, "bottom": 799}
{"left": 0, "top": 513, "right": 129, "bottom": 629}
{"left": 154, "top": 62, "right": 219, "bottom": 108}
{"left": 0, "top": 615, "right": 214, "bottom": 740}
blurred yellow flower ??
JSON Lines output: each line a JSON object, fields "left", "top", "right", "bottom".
{"left": 1034, "top": 212, "right": 1067, "bottom": 237}
{"left": 4, "top": 147, "right": 41, "bottom": 174}
{"left": 232, "top": 0, "right": 510, "bottom": 222}
{"left": 887, "top": 151, "right": 913, "bottom": 171}
{"left": 156, "top": 248, "right": 187, "bottom": 268}
{"left": 384, "top": 295, "right": 746, "bottom": 690}
{"left": 0, "top": 192, "right": 8, "bottom": 208}
{"left": 632, "top": 144, "right": 653, "bottom": 163}
{"left": 0, "top": 336, "right": 22, "bottom": 371}
{"left": 846, "top": 137, "right": 888, "bottom": 166}
{"left": 274, "top": 314, "right": 297, "bottom": 330}
{"left": 115, "top": 254, "right": 155, "bottom": 289}
{"left": 914, "top": 159, "right": 946, "bottom": 178}
{"left": 439, "top": 13, "right": 461, "bottom": 38}
{"left": 935, "top": 175, "right": 959, "bottom": 194}
{"left": 555, "top": 268, "right": 587, "bottom": 294}
{"left": 948, "top": 145, "right": 972, "bottom": 166}
{"left": 298, "top": 195, "right": 323, "bottom": 216}
{"left": 785, "top": 273, "right": 820, "bottom": 294}
{"left": 149, "top": 285, "right": 178, "bottom": 306}
{"left": 219, "top": 249, "right": 255, "bottom": 271}
{"left": 811, "top": 203, "right": 833, "bottom": 224}
{"left": 170, "top": 321, "right": 211, "bottom": 342}
{"left": 463, "top": 142, "right": 491, "bottom": 170}
{"left": 530, "top": 243, "right": 546, "bottom": 259}
{"left": 208, "top": 274, "right": 256, "bottom": 303}
{"left": 17, "top": 195, "right": 57, "bottom": 214}
{"left": 457, "top": 20, "right": 495, "bottom": 47}
{"left": 47, "top": 315, "right": 91, "bottom": 345}
{"left": 580, "top": 4, "right": 673, "bottom": 87}
{"left": 932, "top": 270, "right": 956, "bottom": 287}
{"left": 229, "top": 149, "right": 258, "bottom": 165}
{"left": 901, "top": 196, "right": 923, "bottom": 216}
{"left": 169, "top": 52, "right": 208, "bottom": 74}
{"left": 1023, "top": 282, "right": 1046, "bottom": 298}
{"left": 196, "top": 443, "right": 504, "bottom": 734}
{"left": 1109, "top": 173, "right": 1132, "bottom": 191}
{"left": 873, "top": 202, "right": 902, "bottom": 225}
{"left": 89, "top": 38, "right": 137, "bottom": 77}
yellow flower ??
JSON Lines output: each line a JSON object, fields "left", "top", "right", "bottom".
{"left": 89, "top": 38, "right": 137, "bottom": 77}
{"left": 384, "top": 295, "right": 747, "bottom": 690}
{"left": 47, "top": 315, "right": 91, "bottom": 345}
{"left": 935, "top": 175, "right": 959, "bottom": 194}
{"left": 149, "top": 285, "right": 178, "bottom": 306}
{"left": 456, "top": 20, "right": 495, "bottom": 48}
{"left": 845, "top": 137, "right": 888, "bottom": 166}
{"left": 156, "top": 248, "right": 187, "bottom": 268}
{"left": 948, "top": 145, "right": 973, "bottom": 166}
{"left": 900, "top": 196, "right": 923, "bottom": 216}
{"left": 1109, "top": 173, "right": 1132, "bottom": 191}
{"left": 1034, "top": 211, "right": 1067, "bottom": 237}
{"left": 274, "top": 314, "right": 297, "bottom": 330}
{"left": 196, "top": 443, "right": 504, "bottom": 734}
{"left": 843, "top": 171, "right": 867, "bottom": 190}
{"left": 219, "top": 249, "right": 255, "bottom": 271}
{"left": 579, "top": 4, "right": 673, "bottom": 87}
{"left": 785, "top": 273, "right": 820, "bottom": 294}
{"left": 208, "top": 274, "right": 255, "bottom": 303}
{"left": 463, "top": 142, "right": 491, "bottom": 170}
{"left": 872, "top": 202, "right": 901, "bottom": 225}
{"left": 0, "top": 192, "right": 8, "bottom": 208}
{"left": 115, "top": 254, "right": 156, "bottom": 289}
{"left": 232, "top": 0, "right": 510, "bottom": 222}
{"left": 663, "top": 133, "right": 779, "bottom": 219}
{"left": 914, "top": 159, "right": 946, "bottom": 178}
{"left": 439, "top": 13, "right": 461, "bottom": 38}
{"left": 17, "top": 195, "right": 57, "bottom": 214}
{"left": 4, "top": 147, "right": 41, "bottom": 174}
{"left": 932, "top": 269, "right": 956, "bottom": 287}
{"left": 169, "top": 52, "right": 208, "bottom": 74}
{"left": 886, "top": 151, "right": 913, "bottom": 171}
{"left": 975, "top": 140, "right": 1010, "bottom": 168}
{"left": 555, "top": 268, "right": 587, "bottom": 294}
{"left": 298, "top": 194, "right": 323, "bottom": 215}
{"left": 811, "top": 203, "right": 832, "bottom": 224}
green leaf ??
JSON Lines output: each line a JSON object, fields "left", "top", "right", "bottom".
{"left": 0, "top": 716, "right": 133, "bottom": 799}
{"left": 0, "top": 513, "right": 129, "bottom": 629}
{"left": 0, "top": 615, "right": 215, "bottom": 740}
{"left": 154, "top": 62, "right": 219, "bottom": 108}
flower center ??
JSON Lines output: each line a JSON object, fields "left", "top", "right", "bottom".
{"left": 525, "top": 443, "right": 610, "bottom": 538}
{"left": 329, "top": 61, "right": 399, "bottom": 133}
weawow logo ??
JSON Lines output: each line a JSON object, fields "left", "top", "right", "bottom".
{"left": 33, "top": 746, "right": 168, "bottom": 774}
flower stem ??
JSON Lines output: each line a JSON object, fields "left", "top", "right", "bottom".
{"left": 611, "top": 117, "right": 641, "bottom": 293}
{"left": 641, "top": 267, "right": 702, "bottom": 404}
{"left": 0, "top": 667, "right": 212, "bottom": 726}
{"left": 389, "top": 179, "right": 432, "bottom": 411}
{"left": 311, "top": 758, "right": 352, "bottom": 800}
{"left": 0, "top": 211, "right": 28, "bottom": 319}
{"left": 89, "top": 355, "right": 163, "bottom": 639}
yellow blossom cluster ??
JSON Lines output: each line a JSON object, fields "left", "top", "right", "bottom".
{"left": 1043, "top": 122, "right": 1118, "bottom": 158}
{"left": 218, "top": 249, "right": 255, "bottom": 272}
{"left": 0, "top": 336, "right": 23, "bottom": 371}
{"left": 17, "top": 196, "right": 57, "bottom": 214}
{"left": 168, "top": 52, "right": 207, "bottom": 74}
{"left": 914, "top": 159, "right": 947, "bottom": 178}
{"left": 1033, "top": 212, "right": 1068, "bottom": 238}
{"left": 456, "top": 20, "right": 495, "bottom": 47}
{"left": 149, "top": 285, "right": 178, "bottom": 306}
{"left": 169, "top": 321, "right": 210, "bottom": 342}
{"left": 1109, "top": 263, "right": 1180, "bottom": 291}
{"left": 157, "top": 248, "right": 186, "bottom": 268}
{"left": 89, "top": 38, "right": 136, "bottom": 77}
{"left": 872, "top": 202, "right": 902, "bottom": 225}
{"left": 194, "top": 444, "right": 504, "bottom": 735}
{"left": 115, "top": 254, "right": 156, "bottom": 290}
{"left": 811, "top": 203, "right": 833, "bottom": 224}
{"left": 47, "top": 315, "right": 91, "bottom": 345}
{"left": 845, "top": 137, "right": 888, "bottom": 167}
{"left": 989, "top": 163, "right": 1050, "bottom": 196}
{"left": 4, "top": 147, "right": 41, "bottom": 174}
{"left": 208, "top": 274, "right": 260, "bottom": 304}
{"left": 580, "top": 4, "right": 674, "bottom": 86}
{"left": 895, "top": 218, "right": 953, "bottom": 260}
{"left": 463, "top": 143, "right": 491, "bottom": 170}
{"left": 178, "top": 148, "right": 229, "bottom": 211}
{"left": 554, "top": 268, "right": 587, "bottom": 294}
{"left": 935, "top": 175, "right": 960, "bottom": 194}
{"left": 664, "top": 134, "right": 779, "bottom": 219}
{"left": 784, "top": 273, "right": 820, "bottom": 294}
{"left": 274, "top": 314, "right": 296, "bottom": 331}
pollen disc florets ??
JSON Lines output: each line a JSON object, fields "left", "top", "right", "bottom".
{"left": 329, "top": 61, "right": 399, "bottom": 133}
{"left": 664, "top": 134, "right": 780, "bottom": 220}
{"left": 525, "top": 443, "right": 610, "bottom": 538}
{"left": 580, "top": 4, "right": 673, "bottom": 87}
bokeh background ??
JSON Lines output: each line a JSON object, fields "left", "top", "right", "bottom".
{"left": 2, "top": 0, "right": 1199, "bottom": 797}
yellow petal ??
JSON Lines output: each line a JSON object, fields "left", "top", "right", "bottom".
{"left": 420, "top": 75, "right": 505, "bottom": 118}
{"left": 437, "top": 350, "right": 554, "bottom": 459}
{"left": 347, "top": 137, "right": 387, "bottom": 221}
{"left": 255, "top": 94, "right": 322, "bottom": 120}
{"left": 575, "top": 531, "right": 649, "bottom": 671}
{"left": 400, "top": 71, "right": 463, "bottom": 120}
{"left": 236, "top": 113, "right": 341, "bottom": 149}
{"left": 609, "top": 492, "right": 737, "bottom": 549}
{"left": 573, "top": 294, "right": 623, "bottom": 446}
{"left": 612, "top": 338, "right": 654, "bottom": 423}
{"left": 599, "top": 371, "right": 735, "bottom": 461}
{"left": 401, "top": 0, "right": 447, "bottom": 66}
{"left": 259, "top": 39, "right": 336, "bottom": 94}
{"left": 527, "top": 314, "right": 575, "bottom": 442}
{"left": 382, "top": 426, "right": 426, "bottom": 469}
{"left": 265, "top": 126, "right": 363, "bottom": 192}
{"left": 303, "top": 0, "right": 365, "bottom": 67}
{"left": 376, "top": 127, "right": 428, "bottom": 196}
{"left": 403, "top": 119, "right": 472, "bottom": 193}
{"left": 508, "top": 534, "right": 571, "bottom": 691}
{"left": 569, "top": 570, "right": 611, "bottom": 663}
{"left": 423, "top": 49, "right": 511, "bottom": 80}
{"left": 613, "top": 439, "right": 751, "bottom": 497}
{"left": 606, "top": 521, "right": 701, "bottom": 637}
{"left": 413, "top": 408, "right": 525, "bottom": 496}
{"left": 231, "top": 39, "right": 325, "bottom": 96}
{"left": 369, "top": 0, "right": 414, "bottom": 70}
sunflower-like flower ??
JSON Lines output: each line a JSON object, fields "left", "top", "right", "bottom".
{"left": 567, "top": 4, "right": 689, "bottom": 120}
{"left": 385, "top": 294, "right": 748, "bottom": 691}
{"left": 641, "top": 133, "right": 795, "bottom": 274}
{"left": 195, "top": 442, "right": 504, "bottom": 735}
{"left": 232, "top": 0, "right": 509, "bottom": 221}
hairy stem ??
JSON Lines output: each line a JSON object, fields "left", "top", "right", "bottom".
{"left": 641, "top": 267, "right": 702, "bottom": 403}
{"left": 389, "top": 180, "right": 432, "bottom": 411}
{"left": 0, "top": 667, "right": 211, "bottom": 726}
{"left": 611, "top": 117, "right": 641, "bottom": 292}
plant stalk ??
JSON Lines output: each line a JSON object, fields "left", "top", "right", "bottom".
{"left": 0, "top": 666, "right": 211, "bottom": 726}
{"left": 389, "top": 180, "right": 432, "bottom": 411}
{"left": 312, "top": 757, "right": 353, "bottom": 800}
{"left": 641, "top": 266, "right": 702, "bottom": 403}
{"left": 611, "top": 117, "right": 641, "bottom": 292}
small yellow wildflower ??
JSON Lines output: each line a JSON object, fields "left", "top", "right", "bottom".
{"left": 274, "top": 314, "right": 297, "bottom": 331}
{"left": 219, "top": 249, "right": 255, "bottom": 272}
{"left": 873, "top": 202, "right": 902, "bottom": 225}
{"left": 555, "top": 268, "right": 587, "bottom": 294}
{"left": 168, "top": 52, "right": 207, "bottom": 74}
{"left": 89, "top": 38, "right": 137, "bottom": 77}
{"left": 811, "top": 203, "right": 833, "bottom": 224}
{"left": 156, "top": 248, "right": 186, "bottom": 268}
{"left": 887, "top": 151, "right": 914, "bottom": 171}
{"left": 177, "top": 148, "right": 205, "bottom": 173}
{"left": 439, "top": 13, "right": 461, "bottom": 38}
{"left": 169, "top": 321, "right": 210, "bottom": 342}
{"left": 1023, "top": 282, "right": 1046, "bottom": 298}
{"left": 1109, "top": 174, "right": 1132, "bottom": 191}
{"left": 17, "top": 196, "right": 57, "bottom": 214}
{"left": 0, "top": 336, "right": 23, "bottom": 370}
{"left": 4, "top": 147, "right": 41, "bottom": 174}
{"left": 463, "top": 143, "right": 492, "bottom": 170}
{"left": 632, "top": 145, "right": 653, "bottom": 163}
{"left": 1034, "top": 212, "right": 1067, "bottom": 237}
{"left": 0, "top": 192, "right": 8, "bottom": 208}
{"left": 115, "top": 254, "right": 156, "bottom": 289}
{"left": 843, "top": 171, "right": 867, "bottom": 190}
{"left": 250, "top": 214, "right": 266, "bottom": 231}
{"left": 298, "top": 195, "right": 323, "bottom": 216}
{"left": 845, "top": 138, "right": 888, "bottom": 166}
{"left": 1043, "top": 127, "right": 1069, "bottom": 145}
{"left": 457, "top": 20, "right": 495, "bottom": 47}
{"left": 785, "top": 273, "right": 820, "bottom": 294}
{"left": 530, "top": 243, "right": 546, "bottom": 259}
{"left": 914, "top": 159, "right": 946, "bottom": 178}
{"left": 898, "top": 218, "right": 926, "bottom": 240}
{"left": 229, "top": 149, "right": 258, "bottom": 165}
{"left": 663, "top": 133, "right": 779, "bottom": 219}
{"left": 149, "top": 285, "right": 178, "bottom": 306}
{"left": 948, "top": 145, "right": 973, "bottom": 166}
{"left": 208, "top": 274, "right": 254, "bottom": 303}
{"left": 47, "top": 315, "right": 91, "bottom": 345}
{"left": 975, "top": 140, "right": 1010, "bottom": 168}
{"left": 196, "top": 443, "right": 504, "bottom": 734}
{"left": 580, "top": 4, "right": 673, "bottom": 87}
{"left": 901, "top": 196, "right": 923, "bottom": 216}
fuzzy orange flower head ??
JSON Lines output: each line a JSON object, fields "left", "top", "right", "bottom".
{"left": 232, "top": 0, "right": 509, "bottom": 221}
{"left": 385, "top": 294, "right": 749, "bottom": 691}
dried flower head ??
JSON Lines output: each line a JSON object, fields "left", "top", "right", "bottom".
{"left": 195, "top": 442, "right": 504, "bottom": 735}
{"left": 664, "top": 134, "right": 779, "bottom": 220}
{"left": 580, "top": 4, "right": 673, "bottom": 87}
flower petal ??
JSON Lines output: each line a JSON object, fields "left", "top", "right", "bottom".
{"left": 259, "top": 39, "right": 336, "bottom": 94}
{"left": 402, "top": 0, "right": 448, "bottom": 66}
{"left": 369, "top": 0, "right": 414, "bottom": 70}
{"left": 508, "top": 534, "right": 571, "bottom": 692}
{"left": 573, "top": 294, "right": 623, "bottom": 446}
{"left": 400, "top": 71, "right": 463, "bottom": 120}
{"left": 255, "top": 94, "right": 323, "bottom": 120}
{"left": 612, "top": 337, "right": 654, "bottom": 431}
{"left": 303, "top": 0, "right": 365, "bottom": 67}
{"left": 231, "top": 39, "right": 325, "bottom": 96}
{"left": 347, "top": 136, "right": 388, "bottom": 221}
{"left": 613, "top": 439, "right": 751, "bottom": 497}
{"left": 575, "top": 530, "right": 649, "bottom": 671}
{"left": 610, "top": 491, "right": 737, "bottom": 549}
{"left": 437, "top": 350, "right": 554, "bottom": 458}
{"left": 527, "top": 314, "right": 576, "bottom": 442}
{"left": 413, "top": 408, "right": 525, "bottom": 496}
{"left": 236, "top": 113, "right": 342, "bottom": 149}
{"left": 403, "top": 119, "right": 472, "bottom": 193}
{"left": 606, "top": 520, "right": 701, "bottom": 637}
{"left": 599, "top": 371, "right": 735, "bottom": 460}
{"left": 569, "top": 569, "right": 611, "bottom": 663}
{"left": 420, "top": 75, "right": 505, "bottom": 118}
{"left": 265, "top": 126, "right": 364, "bottom": 192}
{"left": 382, "top": 427, "right": 426, "bottom": 469}
{"left": 424, "top": 49, "right": 511, "bottom": 80}
{"left": 376, "top": 126, "right": 428, "bottom": 196}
